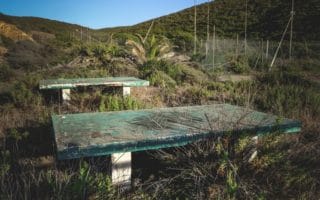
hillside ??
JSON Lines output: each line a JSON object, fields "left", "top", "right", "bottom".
{"left": 0, "top": 0, "right": 319, "bottom": 71}
{"left": 0, "top": 13, "right": 93, "bottom": 37}
{"left": 0, "top": 13, "right": 101, "bottom": 71}
{"left": 100, "top": 0, "right": 320, "bottom": 41}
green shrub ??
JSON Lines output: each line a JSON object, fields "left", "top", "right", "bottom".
{"left": 141, "top": 60, "right": 183, "bottom": 84}
{"left": 92, "top": 44, "right": 108, "bottom": 60}
{"left": 91, "top": 173, "right": 116, "bottom": 199}
{"left": 98, "top": 96, "right": 107, "bottom": 112}
{"left": 207, "top": 81, "right": 238, "bottom": 93}
{"left": 78, "top": 44, "right": 94, "bottom": 57}
{"left": 10, "top": 82, "right": 35, "bottom": 107}
{"left": 229, "top": 56, "right": 250, "bottom": 74}
{"left": 6, "top": 40, "right": 62, "bottom": 71}
{"left": 183, "top": 86, "right": 211, "bottom": 104}
{"left": 255, "top": 72, "right": 320, "bottom": 117}
{"left": 99, "top": 95, "right": 144, "bottom": 112}
{"left": 226, "top": 169, "right": 238, "bottom": 199}
{"left": 0, "top": 64, "right": 14, "bottom": 82}
{"left": 256, "top": 84, "right": 320, "bottom": 117}
{"left": 191, "top": 53, "right": 206, "bottom": 63}
{"left": 9, "top": 75, "right": 43, "bottom": 108}
{"left": 169, "top": 31, "right": 194, "bottom": 52}
{"left": 107, "top": 44, "right": 126, "bottom": 57}
{"left": 0, "top": 150, "right": 10, "bottom": 178}
{"left": 180, "top": 65, "right": 207, "bottom": 85}
{"left": 147, "top": 70, "right": 176, "bottom": 88}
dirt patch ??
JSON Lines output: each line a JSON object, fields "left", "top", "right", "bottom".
{"left": 217, "top": 74, "right": 254, "bottom": 82}
{"left": 18, "top": 156, "right": 55, "bottom": 168}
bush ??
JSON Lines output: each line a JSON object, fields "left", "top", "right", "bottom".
{"left": 78, "top": 44, "right": 94, "bottom": 57}
{"left": 181, "top": 86, "right": 211, "bottom": 104}
{"left": 229, "top": 56, "right": 250, "bottom": 74}
{"left": 180, "top": 65, "right": 207, "bottom": 85}
{"left": 0, "top": 64, "right": 14, "bottom": 81}
{"left": 10, "top": 82, "right": 34, "bottom": 107}
{"left": 9, "top": 76, "right": 42, "bottom": 108}
{"left": 169, "top": 31, "right": 194, "bottom": 52}
{"left": 99, "top": 95, "right": 144, "bottom": 112}
{"left": 6, "top": 40, "right": 62, "bottom": 71}
{"left": 141, "top": 60, "right": 183, "bottom": 84}
{"left": 146, "top": 70, "right": 177, "bottom": 88}
{"left": 255, "top": 84, "right": 320, "bottom": 117}
{"left": 191, "top": 53, "right": 206, "bottom": 63}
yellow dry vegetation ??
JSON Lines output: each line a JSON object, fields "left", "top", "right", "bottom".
{"left": 0, "top": 21, "right": 34, "bottom": 42}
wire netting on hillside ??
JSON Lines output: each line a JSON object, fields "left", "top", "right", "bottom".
{"left": 195, "top": 37, "right": 320, "bottom": 71}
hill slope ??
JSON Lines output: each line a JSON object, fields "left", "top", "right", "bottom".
{"left": 0, "top": 0, "right": 319, "bottom": 71}
{"left": 0, "top": 13, "right": 97, "bottom": 70}
{"left": 100, "top": 0, "right": 320, "bottom": 41}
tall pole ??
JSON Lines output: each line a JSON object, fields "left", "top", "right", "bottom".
{"left": 87, "top": 28, "right": 89, "bottom": 43}
{"left": 80, "top": 28, "right": 83, "bottom": 41}
{"left": 143, "top": 20, "right": 155, "bottom": 44}
{"left": 266, "top": 40, "right": 269, "bottom": 59}
{"left": 270, "top": 16, "right": 292, "bottom": 70}
{"left": 194, "top": 0, "right": 197, "bottom": 55}
{"left": 261, "top": 39, "right": 264, "bottom": 63}
{"left": 206, "top": 0, "right": 210, "bottom": 58}
{"left": 212, "top": 25, "right": 216, "bottom": 69}
{"left": 236, "top": 34, "right": 239, "bottom": 58}
{"left": 244, "top": 0, "right": 248, "bottom": 56}
{"left": 289, "top": 0, "right": 294, "bottom": 60}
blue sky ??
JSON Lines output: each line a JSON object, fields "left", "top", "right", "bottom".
{"left": 0, "top": 0, "right": 208, "bottom": 29}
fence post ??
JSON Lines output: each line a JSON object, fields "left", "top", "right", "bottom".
{"left": 212, "top": 25, "right": 216, "bottom": 69}
{"left": 261, "top": 39, "right": 264, "bottom": 63}
{"left": 304, "top": 40, "right": 309, "bottom": 58}
{"left": 236, "top": 34, "right": 239, "bottom": 58}
{"left": 266, "top": 40, "right": 269, "bottom": 59}
{"left": 194, "top": 0, "right": 197, "bottom": 55}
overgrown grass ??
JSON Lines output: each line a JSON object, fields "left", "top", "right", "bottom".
{"left": 0, "top": 35, "right": 319, "bottom": 200}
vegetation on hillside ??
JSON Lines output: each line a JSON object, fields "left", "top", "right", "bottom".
{"left": 100, "top": 0, "right": 320, "bottom": 43}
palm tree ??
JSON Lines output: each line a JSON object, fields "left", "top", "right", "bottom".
{"left": 126, "top": 34, "right": 171, "bottom": 64}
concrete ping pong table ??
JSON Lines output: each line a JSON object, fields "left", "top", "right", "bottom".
{"left": 51, "top": 104, "right": 301, "bottom": 189}
{"left": 39, "top": 77, "right": 150, "bottom": 102}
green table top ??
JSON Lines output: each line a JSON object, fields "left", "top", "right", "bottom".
{"left": 39, "top": 77, "right": 149, "bottom": 90}
{"left": 52, "top": 104, "right": 301, "bottom": 160}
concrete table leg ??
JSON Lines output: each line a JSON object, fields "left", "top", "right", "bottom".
{"left": 111, "top": 152, "right": 132, "bottom": 190}
{"left": 248, "top": 136, "right": 258, "bottom": 162}
{"left": 122, "top": 87, "right": 131, "bottom": 97}
{"left": 61, "top": 89, "right": 71, "bottom": 104}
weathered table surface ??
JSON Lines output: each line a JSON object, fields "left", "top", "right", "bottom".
{"left": 39, "top": 77, "right": 149, "bottom": 90}
{"left": 52, "top": 104, "right": 301, "bottom": 160}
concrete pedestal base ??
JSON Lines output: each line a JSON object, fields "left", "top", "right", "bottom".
{"left": 111, "top": 152, "right": 132, "bottom": 190}
{"left": 61, "top": 89, "right": 71, "bottom": 104}
{"left": 248, "top": 136, "right": 259, "bottom": 162}
{"left": 122, "top": 87, "right": 131, "bottom": 96}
